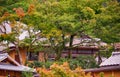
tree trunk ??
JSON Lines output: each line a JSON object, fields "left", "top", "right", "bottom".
{"left": 68, "top": 35, "right": 74, "bottom": 59}
{"left": 44, "top": 52, "right": 48, "bottom": 62}
{"left": 54, "top": 34, "right": 65, "bottom": 61}
{"left": 55, "top": 50, "right": 62, "bottom": 61}
{"left": 62, "top": 34, "right": 65, "bottom": 48}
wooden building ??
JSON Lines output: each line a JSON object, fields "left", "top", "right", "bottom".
{"left": 0, "top": 53, "right": 36, "bottom": 77}
{"left": 85, "top": 52, "right": 120, "bottom": 77}
{"left": 49, "top": 37, "right": 101, "bottom": 59}
{"left": 1, "top": 37, "right": 106, "bottom": 64}
{"left": 0, "top": 22, "right": 106, "bottom": 63}
{"left": 62, "top": 46, "right": 99, "bottom": 58}
{"left": 2, "top": 39, "right": 101, "bottom": 64}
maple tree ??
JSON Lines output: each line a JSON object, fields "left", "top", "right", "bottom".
{"left": 0, "top": 0, "right": 38, "bottom": 64}
{"left": 0, "top": 0, "right": 120, "bottom": 62}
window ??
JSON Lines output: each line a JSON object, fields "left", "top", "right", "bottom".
{"left": 28, "top": 52, "right": 38, "bottom": 61}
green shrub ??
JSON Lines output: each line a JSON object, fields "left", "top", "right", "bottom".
{"left": 75, "top": 55, "right": 99, "bottom": 69}
{"left": 28, "top": 55, "right": 98, "bottom": 69}
{"left": 22, "top": 72, "right": 33, "bottom": 77}
{"left": 58, "top": 55, "right": 99, "bottom": 69}
{"left": 28, "top": 61, "right": 53, "bottom": 68}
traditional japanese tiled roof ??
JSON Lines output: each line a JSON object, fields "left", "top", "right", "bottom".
{"left": 100, "top": 52, "right": 120, "bottom": 67}
{"left": 0, "top": 53, "right": 20, "bottom": 66}
{"left": 0, "top": 63, "right": 35, "bottom": 72}
{"left": 0, "top": 53, "right": 36, "bottom": 72}
{"left": 65, "top": 38, "right": 107, "bottom": 48}
{"left": 0, "top": 53, "right": 7, "bottom": 62}
{"left": 85, "top": 52, "right": 120, "bottom": 73}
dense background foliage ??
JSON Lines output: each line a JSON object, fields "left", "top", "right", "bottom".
{"left": 0, "top": 0, "right": 120, "bottom": 67}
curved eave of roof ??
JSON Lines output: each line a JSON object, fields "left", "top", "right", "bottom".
{"left": 65, "top": 46, "right": 99, "bottom": 50}
{"left": 0, "top": 64, "right": 36, "bottom": 72}
{"left": 84, "top": 65, "right": 120, "bottom": 73}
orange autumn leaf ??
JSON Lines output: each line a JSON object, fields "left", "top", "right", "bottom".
{"left": 38, "top": 62, "right": 92, "bottom": 77}
{"left": 13, "top": 7, "right": 25, "bottom": 18}
{"left": 27, "top": 4, "right": 35, "bottom": 14}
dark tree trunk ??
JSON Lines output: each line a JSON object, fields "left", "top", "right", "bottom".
{"left": 55, "top": 34, "right": 65, "bottom": 60}
{"left": 44, "top": 52, "right": 47, "bottom": 62}
{"left": 62, "top": 34, "right": 65, "bottom": 48}
{"left": 68, "top": 34, "right": 74, "bottom": 59}
{"left": 55, "top": 50, "right": 62, "bottom": 61}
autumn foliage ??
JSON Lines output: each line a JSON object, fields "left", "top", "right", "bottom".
{"left": 13, "top": 7, "right": 25, "bottom": 18}
{"left": 27, "top": 4, "right": 35, "bottom": 14}
{"left": 37, "top": 62, "right": 92, "bottom": 77}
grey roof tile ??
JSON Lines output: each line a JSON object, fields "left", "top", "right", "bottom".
{"left": 0, "top": 63, "right": 35, "bottom": 72}
{"left": 0, "top": 53, "right": 7, "bottom": 61}
{"left": 100, "top": 52, "right": 120, "bottom": 67}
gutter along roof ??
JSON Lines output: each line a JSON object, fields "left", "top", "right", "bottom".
{"left": 85, "top": 65, "right": 120, "bottom": 72}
